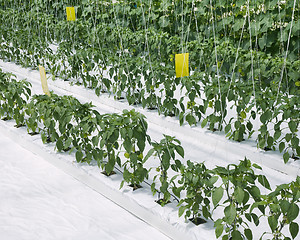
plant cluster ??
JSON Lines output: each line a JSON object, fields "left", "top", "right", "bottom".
{"left": 0, "top": 0, "right": 298, "bottom": 163}
{"left": 1, "top": 69, "right": 299, "bottom": 240}
{"left": 0, "top": 70, "right": 31, "bottom": 126}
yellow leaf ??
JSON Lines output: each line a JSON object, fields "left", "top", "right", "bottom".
{"left": 240, "top": 111, "right": 246, "bottom": 119}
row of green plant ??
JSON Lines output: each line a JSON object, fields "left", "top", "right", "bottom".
{"left": 0, "top": 1, "right": 299, "bottom": 163}
{"left": 0, "top": 69, "right": 299, "bottom": 240}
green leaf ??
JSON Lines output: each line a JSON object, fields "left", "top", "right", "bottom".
{"left": 215, "top": 223, "right": 224, "bottom": 238}
{"left": 175, "top": 145, "right": 184, "bottom": 158}
{"left": 202, "top": 205, "right": 210, "bottom": 219}
{"left": 172, "top": 186, "right": 181, "bottom": 198}
{"left": 123, "top": 138, "right": 132, "bottom": 153}
{"left": 245, "top": 213, "right": 251, "bottom": 222}
{"left": 56, "top": 138, "right": 63, "bottom": 152}
{"left": 75, "top": 150, "right": 83, "bottom": 162}
{"left": 105, "top": 158, "right": 115, "bottom": 175}
{"left": 244, "top": 228, "right": 253, "bottom": 240}
{"left": 252, "top": 163, "right": 262, "bottom": 170}
{"left": 258, "top": 175, "right": 271, "bottom": 190}
{"left": 274, "top": 130, "right": 281, "bottom": 141}
{"left": 260, "top": 110, "right": 272, "bottom": 124}
{"left": 267, "top": 136, "right": 274, "bottom": 147}
{"left": 92, "top": 149, "right": 103, "bottom": 162}
{"left": 212, "top": 186, "right": 224, "bottom": 207}
{"left": 268, "top": 215, "right": 278, "bottom": 232}
{"left": 92, "top": 136, "right": 99, "bottom": 146}
{"left": 283, "top": 152, "right": 290, "bottom": 163}
{"left": 64, "top": 137, "right": 72, "bottom": 149}
{"left": 123, "top": 168, "right": 131, "bottom": 182}
{"left": 186, "top": 113, "right": 196, "bottom": 126}
{"left": 240, "top": 111, "right": 246, "bottom": 119}
{"left": 280, "top": 200, "right": 290, "bottom": 214}
{"left": 208, "top": 176, "right": 218, "bottom": 186}
{"left": 248, "top": 186, "right": 261, "bottom": 201}
{"left": 246, "top": 121, "right": 253, "bottom": 131}
{"left": 285, "top": 133, "right": 293, "bottom": 142}
{"left": 41, "top": 132, "right": 47, "bottom": 143}
{"left": 225, "top": 124, "right": 231, "bottom": 134}
{"left": 258, "top": 36, "right": 266, "bottom": 49}
{"left": 288, "top": 121, "right": 297, "bottom": 133}
{"left": 291, "top": 137, "right": 299, "bottom": 149}
{"left": 297, "top": 146, "right": 300, "bottom": 156}
{"left": 231, "top": 230, "right": 243, "bottom": 240}
{"left": 290, "top": 222, "right": 299, "bottom": 239}
{"left": 224, "top": 204, "right": 236, "bottom": 224}
{"left": 178, "top": 205, "right": 186, "bottom": 217}
{"left": 287, "top": 203, "right": 299, "bottom": 222}
{"left": 160, "top": 181, "right": 168, "bottom": 193}
{"left": 259, "top": 138, "right": 266, "bottom": 149}
{"left": 119, "top": 180, "right": 125, "bottom": 190}
{"left": 201, "top": 118, "right": 208, "bottom": 128}
{"left": 234, "top": 187, "right": 245, "bottom": 205}
{"left": 251, "top": 213, "right": 260, "bottom": 226}
{"left": 179, "top": 112, "right": 184, "bottom": 126}
{"left": 137, "top": 137, "right": 146, "bottom": 152}
{"left": 161, "top": 152, "right": 170, "bottom": 170}
{"left": 144, "top": 148, "right": 155, "bottom": 162}
{"left": 279, "top": 142, "right": 285, "bottom": 153}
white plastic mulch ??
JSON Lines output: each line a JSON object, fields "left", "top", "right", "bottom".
{"left": 0, "top": 132, "right": 172, "bottom": 240}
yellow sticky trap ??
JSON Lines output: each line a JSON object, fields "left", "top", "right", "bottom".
{"left": 66, "top": 7, "right": 76, "bottom": 21}
{"left": 175, "top": 53, "right": 189, "bottom": 78}
{"left": 38, "top": 66, "right": 51, "bottom": 97}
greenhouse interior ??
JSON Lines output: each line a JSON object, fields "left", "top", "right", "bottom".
{"left": 0, "top": 1, "right": 299, "bottom": 240}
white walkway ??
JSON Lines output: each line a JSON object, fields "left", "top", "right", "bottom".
{"left": 0, "top": 132, "right": 171, "bottom": 240}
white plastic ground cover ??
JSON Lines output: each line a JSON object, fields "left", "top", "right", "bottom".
{"left": 0, "top": 125, "right": 173, "bottom": 240}
{"left": 0, "top": 60, "right": 299, "bottom": 239}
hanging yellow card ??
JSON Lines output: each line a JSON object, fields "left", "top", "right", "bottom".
{"left": 66, "top": 7, "right": 76, "bottom": 21}
{"left": 175, "top": 53, "right": 189, "bottom": 78}
{"left": 38, "top": 66, "right": 51, "bottom": 97}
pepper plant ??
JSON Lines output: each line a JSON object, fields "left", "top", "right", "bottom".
{"left": 177, "top": 160, "right": 216, "bottom": 225}
{"left": 148, "top": 135, "right": 184, "bottom": 205}
{"left": 0, "top": 70, "right": 31, "bottom": 126}
{"left": 97, "top": 113, "right": 122, "bottom": 175}
{"left": 212, "top": 158, "right": 272, "bottom": 240}
{"left": 251, "top": 177, "right": 300, "bottom": 240}
{"left": 120, "top": 109, "right": 150, "bottom": 190}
